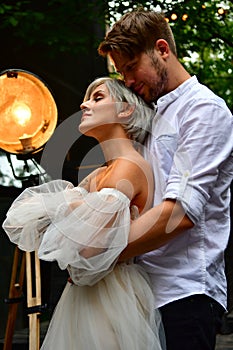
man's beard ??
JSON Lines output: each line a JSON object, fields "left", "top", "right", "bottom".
{"left": 148, "top": 54, "right": 168, "bottom": 103}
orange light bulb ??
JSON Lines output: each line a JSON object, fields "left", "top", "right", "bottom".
{"left": 171, "top": 13, "right": 178, "bottom": 21}
{"left": 12, "top": 102, "right": 32, "bottom": 127}
{"left": 182, "top": 14, "right": 188, "bottom": 21}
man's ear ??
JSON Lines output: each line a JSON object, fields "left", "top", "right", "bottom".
{"left": 155, "top": 39, "right": 169, "bottom": 57}
{"left": 118, "top": 104, "right": 135, "bottom": 118}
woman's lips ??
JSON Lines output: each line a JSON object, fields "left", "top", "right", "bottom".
{"left": 81, "top": 113, "right": 91, "bottom": 121}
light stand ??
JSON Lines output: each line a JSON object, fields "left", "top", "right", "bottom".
{"left": 0, "top": 69, "right": 57, "bottom": 350}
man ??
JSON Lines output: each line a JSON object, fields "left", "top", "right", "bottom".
{"left": 98, "top": 8, "right": 233, "bottom": 350}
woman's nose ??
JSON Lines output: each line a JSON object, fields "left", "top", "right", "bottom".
{"left": 80, "top": 101, "right": 88, "bottom": 110}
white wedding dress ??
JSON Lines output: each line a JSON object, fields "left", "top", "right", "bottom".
{"left": 3, "top": 180, "right": 165, "bottom": 350}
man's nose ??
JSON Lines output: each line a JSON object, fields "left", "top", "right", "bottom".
{"left": 124, "top": 74, "right": 135, "bottom": 88}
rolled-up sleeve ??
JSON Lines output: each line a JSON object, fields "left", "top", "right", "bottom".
{"left": 164, "top": 99, "right": 233, "bottom": 224}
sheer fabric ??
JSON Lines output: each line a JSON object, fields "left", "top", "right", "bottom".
{"left": 3, "top": 180, "right": 165, "bottom": 349}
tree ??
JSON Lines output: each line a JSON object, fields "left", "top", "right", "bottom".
{"left": 0, "top": 0, "right": 106, "bottom": 54}
{"left": 107, "top": 0, "right": 233, "bottom": 110}
{"left": 0, "top": 0, "right": 108, "bottom": 185}
{"left": 0, "top": 0, "right": 232, "bottom": 109}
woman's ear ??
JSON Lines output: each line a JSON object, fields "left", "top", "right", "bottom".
{"left": 118, "top": 104, "right": 135, "bottom": 118}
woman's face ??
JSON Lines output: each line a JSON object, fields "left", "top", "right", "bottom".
{"left": 79, "top": 83, "right": 118, "bottom": 138}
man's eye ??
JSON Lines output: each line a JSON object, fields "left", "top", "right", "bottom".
{"left": 126, "top": 64, "right": 133, "bottom": 72}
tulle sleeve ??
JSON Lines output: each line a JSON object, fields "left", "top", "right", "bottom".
{"left": 2, "top": 180, "right": 88, "bottom": 252}
{"left": 2, "top": 181, "right": 130, "bottom": 286}
{"left": 39, "top": 187, "right": 130, "bottom": 286}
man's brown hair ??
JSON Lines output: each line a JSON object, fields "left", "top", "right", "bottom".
{"left": 98, "top": 8, "right": 177, "bottom": 59}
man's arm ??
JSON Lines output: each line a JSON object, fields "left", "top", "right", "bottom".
{"left": 119, "top": 199, "right": 194, "bottom": 261}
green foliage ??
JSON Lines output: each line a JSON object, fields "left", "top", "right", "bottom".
{"left": 107, "top": 0, "right": 233, "bottom": 110}
{"left": 167, "top": 0, "right": 233, "bottom": 110}
{"left": 0, "top": 0, "right": 232, "bottom": 109}
{"left": 0, "top": 0, "right": 106, "bottom": 53}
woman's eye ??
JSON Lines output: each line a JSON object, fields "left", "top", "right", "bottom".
{"left": 94, "top": 96, "right": 103, "bottom": 102}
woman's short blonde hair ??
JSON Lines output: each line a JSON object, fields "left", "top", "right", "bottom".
{"left": 83, "top": 77, "right": 155, "bottom": 144}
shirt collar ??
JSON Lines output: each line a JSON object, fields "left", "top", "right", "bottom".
{"left": 157, "top": 76, "right": 198, "bottom": 113}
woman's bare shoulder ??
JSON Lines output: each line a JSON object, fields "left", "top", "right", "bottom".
{"left": 84, "top": 154, "right": 154, "bottom": 213}
{"left": 79, "top": 166, "right": 107, "bottom": 191}
{"left": 102, "top": 156, "right": 154, "bottom": 212}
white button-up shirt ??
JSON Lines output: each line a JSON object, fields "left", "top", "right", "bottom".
{"left": 139, "top": 76, "right": 233, "bottom": 309}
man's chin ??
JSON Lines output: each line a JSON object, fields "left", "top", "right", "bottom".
{"left": 135, "top": 90, "right": 147, "bottom": 102}
{"left": 140, "top": 93, "right": 153, "bottom": 104}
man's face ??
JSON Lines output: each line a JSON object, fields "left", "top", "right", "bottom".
{"left": 111, "top": 50, "right": 168, "bottom": 104}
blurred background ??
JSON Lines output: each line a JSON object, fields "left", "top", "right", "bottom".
{"left": 0, "top": 0, "right": 232, "bottom": 348}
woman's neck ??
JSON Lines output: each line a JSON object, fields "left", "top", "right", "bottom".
{"left": 102, "top": 138, "right": 137, "bottom": 165}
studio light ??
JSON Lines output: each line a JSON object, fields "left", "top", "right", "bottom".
{"left": 0, "top": 69, "right": 57, "bottom": 155}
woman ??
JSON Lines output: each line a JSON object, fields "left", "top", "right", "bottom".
{"left": 3, "top": 77, "right": 165, "bottom": 349}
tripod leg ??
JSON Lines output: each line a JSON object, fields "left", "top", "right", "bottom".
{"left": 26, "top": 251, "right": 41, "bottom": 350}
{"left": 3, "top": 247, "right": 25, "bottom": 350}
